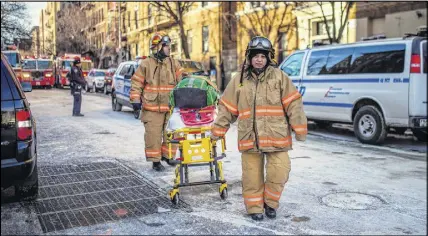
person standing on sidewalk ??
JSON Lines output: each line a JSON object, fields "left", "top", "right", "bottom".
{"left": 129, "top": 31, "right": 185, "bottom": 171}
{"left": 70, "top": 57, "right": 87, "bottom": 117}
{"left": 211, "top": 36, "right": 307, "bottom": 221}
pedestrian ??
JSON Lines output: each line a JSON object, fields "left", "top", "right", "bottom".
{"left": 211, "top": 36, "right": 307, "bottom": 221}
{"left": 70, "top": 57, "right": 87, "bottom": 117}
{"left": 129, "top": 31, "right": 185, "bottom": 172}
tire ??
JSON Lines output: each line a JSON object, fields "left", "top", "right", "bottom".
{"left": 112, "top": 93, "right": 122, "bottom": 111}
{"left": 412, "top": 129, "right": 427, "bottom": 142}
{"left": 133, "top": 109, "right": 141, "bottom": 119}
{"left": 15, "top": 163, "right": 38, "bottom": 201}
{"left": 353, "top": 105, "right": 387, "bottom": 145}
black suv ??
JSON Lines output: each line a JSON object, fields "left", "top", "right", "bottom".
{"left": 1, "top": 53, "right": 38, "bottom": 200}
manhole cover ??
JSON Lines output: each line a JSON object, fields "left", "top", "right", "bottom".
{"left": 320, "top": 192, "right": 385, "bottom": 210}
{"left": 35, "top": 162, "right": 190, "bottom": 233}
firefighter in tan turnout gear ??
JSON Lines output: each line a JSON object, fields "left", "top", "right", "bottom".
{"left": 211, "top": 36, "right": 307, "bottom": 221}
{"left": 130, "top": 31, "right": 185, "bottom": 171}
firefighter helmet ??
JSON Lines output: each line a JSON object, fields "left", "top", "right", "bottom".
{"left": 149, "top": 31, "right": 171, "bottom": 52}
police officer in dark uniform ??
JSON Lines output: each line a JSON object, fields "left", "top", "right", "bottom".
{"left": 70, "top": 57, "right": 87, "bottom": 116}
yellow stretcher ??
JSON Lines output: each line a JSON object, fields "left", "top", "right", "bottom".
{"left": 166, "top": 126, "right": 228, "bottom": 205}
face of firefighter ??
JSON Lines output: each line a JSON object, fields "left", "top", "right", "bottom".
{"left": 161, "top": 44, "right": 171, "bottom": 56}
{"left": 251, "top": 53, "right": 267, "bottom": 69}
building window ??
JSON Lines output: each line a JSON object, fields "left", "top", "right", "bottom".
{"left": 187, "top": 30, "right": 193, "bottom": 54}
{"left": 202, "top": 26, "right": 209, "bottom": 53}
{"left": 201, "top": 2, "right": 208, "bottom": 8}
{"left": 278, "top": 32, "right": 288, "bottom": 63}
{"left": 315, "top": 20, "right": 333, "bottom": 36}
{"left": 135, "top": 10, "right": 138, "bottom": 29}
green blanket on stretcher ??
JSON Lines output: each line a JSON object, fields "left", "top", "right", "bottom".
{"left": 169, "top": 75, "right": 220, "bottom": 107}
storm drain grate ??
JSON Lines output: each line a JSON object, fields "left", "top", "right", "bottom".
{"left": 35, "top": 162, "right": 190, "bottom": 233}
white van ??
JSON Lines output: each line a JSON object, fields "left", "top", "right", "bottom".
{"left": 279, "top": 35, "right": 427, "bottom": 144}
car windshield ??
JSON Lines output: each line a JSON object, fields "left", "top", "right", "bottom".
{"left": 95, "top": 71, "right": 105, "bottom": 76}
{"left": 63, "top": 60, "right": 72, "bottom": 70}
{"left": 23, "top": 60, "right": 37, "bottom": 69}
{"left": 4, "top": 52, "right": 19, "bottom": 67}
{"left": 37, "top": 60, "right": 53, "bottom": 69}
{"left": 81, "top": 61, "right": 91, "bottom": 70}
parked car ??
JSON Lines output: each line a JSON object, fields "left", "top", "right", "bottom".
{"left": 111, "top": 61, "right": 140, "bottom": 119}
{"left": 279, "top": 33, "right": 427, "bottom": 144}
{"left": 85, "top": 69, "right": 107, "bottom": 93}
{"left": 104, "top": 67, "right": 116, "bottom": 95}
{"left": 1, "top": 53, "right": 38, "bottom": 200}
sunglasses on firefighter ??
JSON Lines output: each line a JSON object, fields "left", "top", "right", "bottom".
{"left": 248, "top": 36, "right": 272, "bottom": 50}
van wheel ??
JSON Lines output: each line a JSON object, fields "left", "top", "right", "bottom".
{"left": 353, "top": 105, "right": 387, "bottom": 145}
{"left": 412, "top": 129, "right": 427, "bottom": 142}
{"left": 392, "top": 127, "right": 407, "bottom": 135}
{"left": 112, "top": 93, "right": 122, "bottom": 111}
{"left": 15, "top": 163, "right": 38, "bottom": 201}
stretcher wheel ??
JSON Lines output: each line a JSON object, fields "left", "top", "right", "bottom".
{"left": 172, "top": 193, "right": 180, "bottom": 205}
{"left": 220, "top": 188, "right": 228, "bottom": 200}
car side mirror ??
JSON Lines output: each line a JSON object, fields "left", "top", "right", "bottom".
{"left": 21, "top": 82, "right": 32, "bottom": 92}
{"left": 124, "top": 74, "right": 132, "bottom": 80}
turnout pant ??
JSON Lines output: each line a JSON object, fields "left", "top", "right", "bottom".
{"left": 142, "top": 110, "right": 178, "bottom": 162}
{"left": 241, "top": 151, "right": 291, "bottom": 214}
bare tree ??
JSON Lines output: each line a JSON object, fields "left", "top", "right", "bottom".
{"left": 55, "top": 4, "right": 95, "bottom": 55}
{"left": 1, "top": 2, "right": 30, "bottom": 44}
{"left": 315, "top": 1, "right": 354, "bottom": 44}
{"left": 236, "top": 2, "right": 297, "bottom": 51}
{"left": 149, "top": 2, "right": 194, "bottom": 59}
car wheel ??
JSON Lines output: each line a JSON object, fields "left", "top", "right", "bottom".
{"left": 112, "top": 93, "right": 122, "bottom": 111}
{"left": 412, "top": 129, "right": 427, "bottom": 142}
{"left": 134, "top": 109, "right": 141, "bottom": 119}
{"left": 15, "top": 163, "right": 38, "bottom": 201}
{"left": 353, "top": 105, "right": 387, "bottom": 145}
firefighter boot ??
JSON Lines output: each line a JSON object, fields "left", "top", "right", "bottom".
{"left": 152, "top": 162, "right": 165, "bottom": 172}
{"left": 162, "top": 156, "right": 177, "bottom": 166}
{"left": 250, "top": 213, "right": 264, "bottom": 221}
{"left": 264, "top": 203, "right": 276, "bottom": 219}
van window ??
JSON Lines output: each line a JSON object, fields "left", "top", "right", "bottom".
{"left": 423, "top": 41, "right": 427, "bottom": 74}
{"left": 307, "top": 50, "right": 329, "bottom": 75}
{"left": 325, "top": 48, "right": 354, "bottom": 74}
{"left": 1, "top": 60, "right": 23, "bottom": 100}
{"left": 119, "top": 64, "right": 130, "bottom": 76}
{"left": 280, "top": 53, "right": 304, "bottom": 76}
{"left": 350, "top": 44, "right": 406, "bottom": 74}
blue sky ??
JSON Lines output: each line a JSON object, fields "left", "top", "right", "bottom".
{"left": 25, "top": 2, "right": 47, "bottom": 28}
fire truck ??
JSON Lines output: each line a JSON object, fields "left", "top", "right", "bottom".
{"left": 1, "top": 45, "right": 25, "bottom": 83}
{"left": 22, "top": 55, "right": 55, "bottom": 89}
{"left": 54, "top": 54, "right": 93, "bottom": 88}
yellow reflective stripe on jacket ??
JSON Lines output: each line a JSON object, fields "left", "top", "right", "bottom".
{"left": 219, "top": 98, "right": 238, "bottom": 115}
{"left": 281, "top": 91, "right": 301, "bottom": 108}
{"left": 143, "top": 104, "right": 170, "bottom": 112}
{"left": 258, "top": 136, "right": 292, "bottom": 148}
{"left": 292, "top": 124, "right": 308, "bottom": 135}
{"left": 238, "top": 139, "right": 254, "bottom": 151}
{"left": 145, "top": 85, "right": 175, "bottom": 93}
{"left": 212, "top": 127, "right": 228, "bottom": 137}
{"left": 255, "top": 106, "right": 284, "bottom": 116}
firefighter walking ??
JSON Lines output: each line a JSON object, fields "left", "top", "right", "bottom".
{"left": 130, "top": 32, "right": 185, "bottom": 171}
{"left": 211, "top": 36, "right": 307, "bottom": 221}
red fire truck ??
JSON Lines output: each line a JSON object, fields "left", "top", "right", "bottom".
{"left": 22, "top": 55, "right": 54, "bottom": 89}
{"left": 1, "top": 45, "right": 25, "bottom": 83}
{"left": 55, "top": 54, "right": 93, "bottom": 88}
